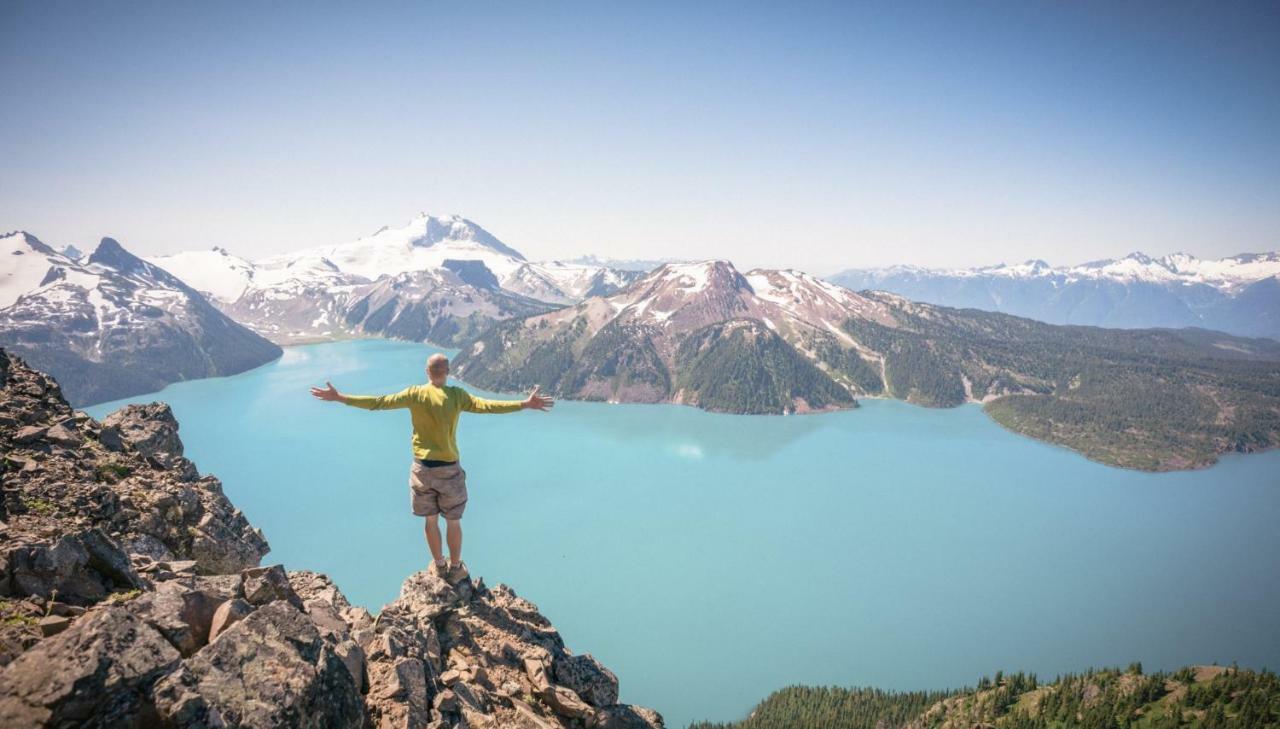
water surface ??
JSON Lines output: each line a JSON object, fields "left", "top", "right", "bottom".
{"left": 88, "top": 339, "right": 1280, "bottom": 727}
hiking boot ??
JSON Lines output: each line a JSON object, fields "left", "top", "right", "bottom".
{"left": 446, "top": 561, "right": 469, "bottom": 584}
{"left": 428, "top": 559, "right": 449, "bottom": 580}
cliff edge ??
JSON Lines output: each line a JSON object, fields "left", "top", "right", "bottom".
{"left": 0, "top": 347, "right": 664, "bottom": 728}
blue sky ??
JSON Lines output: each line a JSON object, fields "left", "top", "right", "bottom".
{"left": 2, "top": 1, "right": 1277, "bottom": 272}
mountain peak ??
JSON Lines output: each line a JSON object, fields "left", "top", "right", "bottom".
{"left": 2, "top": 230, "right": 58, "bottom": 256}
{"left": 87, "top": 237, "right": 145, "bottom": 273}
{"left": 407, "top": 213, "right": 526, "bottom": 261}
{"left": 641, "top": 260, "right": 746, "bottom": 295}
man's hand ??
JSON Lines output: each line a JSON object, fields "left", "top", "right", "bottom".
{"left": 310, "top": 381, "right": 344, "bottom": 403}
{"left": 522, "top": 385, "right": 555, "bottom": 411}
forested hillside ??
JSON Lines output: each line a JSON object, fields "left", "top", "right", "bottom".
{"left": 690, "top": 664, "right": 1279, "bottom": 729}
{"left": 847, "top": 294, "right": 1280, "bottom": 470}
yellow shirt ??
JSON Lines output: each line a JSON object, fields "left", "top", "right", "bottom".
{"left": 342, "top": 383, "right": 523, "bottom": 462}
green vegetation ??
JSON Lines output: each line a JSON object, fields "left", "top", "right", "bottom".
{"left": 690, "top": 664, "right": 1280, "bottom": 729}
{"left": 802, "top": 330, "right": 885, "bottom": 396}
{"left": 20, "top": 497, "right": 56, "bottom": 516}
{"left": 94, "top": 461, "right": 133, "bottom": 482}
{"left": 688, "top": 685, "right": 960, "bottom": 729}
{"left": 453, "top": 286, "right": 1280, "bottom": 469}
{"left": 675, "top": 320, "right": 855, "bottom": 413}
{"left": 843, "top": 297, "right": 1280, "bottom": 470}
{"left": 103, "top": 588, "right": 143, "bottom": 604}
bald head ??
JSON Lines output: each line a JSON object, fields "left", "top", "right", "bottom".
{"left": 427, "top": 353, "right": 449, "bottom": 385}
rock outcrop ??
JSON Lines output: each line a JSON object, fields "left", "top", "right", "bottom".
{"left": 0, "top": 348, "right": 663, "bottom": 727}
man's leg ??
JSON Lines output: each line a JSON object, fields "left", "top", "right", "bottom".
{"left": 445, "top": 518, "right": 463, "bottom": 567}
{"left": 423, "top": 515, "right": 447, "bottom": 568}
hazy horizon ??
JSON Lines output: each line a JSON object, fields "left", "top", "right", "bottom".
{"left": 3, "top": 2, "right": 1278, "bottom": 273}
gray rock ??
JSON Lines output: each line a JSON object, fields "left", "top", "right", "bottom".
{"left": 369, "top": 656, "right": 431, "bottom": 727}
{"left": 594, "top": 704, "right": 666, "bottom": 729}
{"left": 289, "top": 570, "right": 352, "bottom": 610}
{"left": 37, "top": 614, "right": 72, "bottom": 637}
{"left": 0, "top": 607, "right": 181, "bottom": 727}
{"left": 305, "top": 598, "right": 351, "bottom": 641}
{"left": 553, "top": 652, "right": 619, "bottom": 708}
{"left": 100, "top": 403, "right": 186, "bottom": 463}
{"left": 45, "top": 422, "right": 82, "bottom": 448}
{"left": 126, "top": 581, "right": 224, "bottom": 656}
{"left": 334, "top": 639, "right": 367, "bottom": 694}
{"left": 12, "top": 425, "right": 47, "bottom": 444}
{"left": 152, "top": 601, "right": 364, "bottom": 728}
{"left": 6, "top": 529, "right": 144, "bottom": 603}
{"left": 78, "top": 528, "right": 146, "bottom": 591}
{"left": 391, "top": 569, "right": 462, "bottom": 620}
{"left": 242, "top": 564, "right": 304, "bottom": 609}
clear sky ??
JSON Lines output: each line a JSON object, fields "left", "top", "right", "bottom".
{"left": 2, "top": 1, "right": 1277, "bottom": 273}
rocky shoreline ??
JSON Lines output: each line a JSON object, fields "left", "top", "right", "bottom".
{"left": 0, "top": 347, "right": 663, "bottom": 728}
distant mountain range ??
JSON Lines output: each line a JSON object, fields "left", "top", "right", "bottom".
{"left": 0, "top": 231, "right": 281, "bottom": 406}
{"left": 454, "top": 259, "right": 1280, "bottom": 470}
{"left": 148, "top": 214, "right": 643, "bottom": 344}
{"left": 5, "top": 213, "right": 1278, "bottom": 469}
{"left": 829, "top": 251, "right": 1280, "bottom": 340}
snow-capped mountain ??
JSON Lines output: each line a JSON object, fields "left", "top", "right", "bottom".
{"left": 451, "top": 257, "right": 1280, "bottom": 471}
{"left": 829, "top": 251, "right": 1280, "bottom": 340}
{"left": 453, "top": 260, "right": 897, "bottom": 412}
{"left": 147, "top": 213, "right": 640, "bottom": 342}
{"left": 0, "top": 232, "right": 281, "bottom": 406}
{"left": 526, "top": 260, "right": 892, "bottom": 343}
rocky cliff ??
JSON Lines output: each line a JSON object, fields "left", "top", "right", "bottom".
{"left": 0, "top": 348, "right": 664, "bottom": 728}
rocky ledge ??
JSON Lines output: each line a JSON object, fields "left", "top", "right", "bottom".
{"left": 0, "top": 348, "right": 663, "bottom": 728}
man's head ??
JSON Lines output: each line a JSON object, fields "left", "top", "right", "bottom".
{"left": 426, "top": 353, "right": 449, "bottom": 386}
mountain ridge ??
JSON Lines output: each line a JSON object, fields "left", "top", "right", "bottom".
{"left": 0, "top": 232, "right": 282, "bottom": 407}
{"left": 145, "top": 213, "right": 644, "bottom": 343}
{"left": 829, "top": 250, "right": 1280, "bottom": 340}
{"left": 454, "top": 259, "right": 1280, "bottom": 471}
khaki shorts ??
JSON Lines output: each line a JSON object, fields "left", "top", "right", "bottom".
{"left": 409, "top": 462, "right": 468, "bottom": 519}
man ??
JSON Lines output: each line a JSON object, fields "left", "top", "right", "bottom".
{"left": 310, "top": 353, "right": 553, "bottom": 583}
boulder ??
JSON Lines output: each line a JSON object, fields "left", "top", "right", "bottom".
{"left": 36, "top": 615, "right": 72, "bottom": 637}
{"left": 208, "top": 598, "right": 254, "bottom": 642}
{"left": 594, "top": 704, "right": 667, "bottom": 729}
{"left": 553, "top": 652, "right": 619, "bottom": 707}
{"left": 242, "top": 564, "right": 304, "bottom": 609}
{"left": 100, "top": 402, "right": 186, "bottom": 464}
{"left": 152, "top": 601, "right": 364, "bottom": 728}
{"left": 289, "top": 570, "right": 352, "bottom": 609}
{"left": 0, "top": 607, "right": 181, "bottom": 727}
{"left": 6, "top": 529, "right": 141, "bottom": 604}
{"left": 79, "top": 528, "right": 146, "bottom": 591}
{"left": 368, "top": 656, "right": 432, "bottom": 728}
{"left": 125, "top": 581, "right": 224, "bottom": 656}
{"left": 12, "top": 425, "right": 46, "bottom": 444}
{"left": 44, "top": 422, "right": 82, "bottom": 448}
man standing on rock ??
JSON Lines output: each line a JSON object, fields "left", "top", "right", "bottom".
{"left": 310, "top": 352, "right": 553, "bottom": 583}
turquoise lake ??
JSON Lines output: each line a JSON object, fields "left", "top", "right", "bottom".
{"left": 87, "top": 338, "right": 1280, "bottom": 728}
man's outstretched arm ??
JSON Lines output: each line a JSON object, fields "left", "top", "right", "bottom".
{"left": 460, "top": 384, "right": 555, "bottom": 413}
{"left": 310, "top": 381, "right": 415, "bottom": 410}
